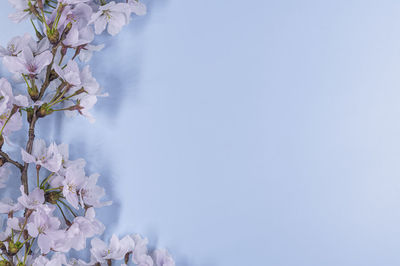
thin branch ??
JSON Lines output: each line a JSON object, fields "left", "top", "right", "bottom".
{"left": 20, "top": 106, "right": 39, "bottom": 194}
{"left": 0, "top": 150, "right": 23, "bottom": 171}
{"left": 38, "top": 46, "right": 58, "bottom": 100}
{"left": 38, "top": 23, "right": 72, "bottom": 100}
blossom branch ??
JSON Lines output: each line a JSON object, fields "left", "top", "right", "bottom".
{"left": 0, "top": 1, "right": 176, "bottom": 265}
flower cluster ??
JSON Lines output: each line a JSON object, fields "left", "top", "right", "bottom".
{"left": 0, "top": 0, "right": 175, "bottom": 265}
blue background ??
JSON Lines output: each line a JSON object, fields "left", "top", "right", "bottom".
{"left": 2, "top": 1, "right": 400, "bottom": 265}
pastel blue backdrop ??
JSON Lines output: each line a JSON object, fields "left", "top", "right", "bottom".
{"left": 2, "top": 1, "right": 400, "bottom": 265}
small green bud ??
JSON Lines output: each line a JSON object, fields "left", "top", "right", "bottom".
{"left": 37, "top": 104, "right": 54, "bottom": 118}
{"left": 60, "top": 22, "right": 73, "bottom": 41}
{"left": 0, "top": 260, "right": 12, "bottom": 266}
{"left": 26, "top": 107, "right": 34, "bottom": 123}
{"left": 37, "top": 106, "right": 47, "bottom": 117}
{"left": 35, "top": 29, "right": 44, "bottom": 40}
{"left": 28, "top": 85, "right": 39, "bottom": 101}
{"left": 65, "top": 22, "right": 72, "bottom": 32}
{"left": 8, "top": 241, "right": 19, "bottom": 255}
{"left": 47, "top": 28, "right": 60, "bottom": 45}
{"left": 45, "top": 191, "right": 62, "bottom": 204}
{"left": 15, "top": 241, "right": 23, "bottom": 250}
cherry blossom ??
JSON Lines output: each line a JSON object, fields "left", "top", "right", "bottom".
{"left": 131, "top": 234, "right": 154, "bottom": 266}
{"left": 89, "top": 1, "right": 132, "bottom": 36}
{"left": 0, "top": 33, "right": 30, "bottom": 57}
{"left": 79, "top": 173, "right": 112, "bottom": 208}
{"left": 3, "top": 48, "right": 52, "bottom": 76}
{"left": 61, "top": 3, "right": 94, "bottom": 47}
{"left": 32, "top": 253, "right": 68, "bottom": 266}
{"left": 128, "top": 0, "right": 147, "bottom": 16}
{"left": 54, "top": 59, "right": 81, "bottom": 86}
{"left": 18, "top": 186, "right": 44, "bottom": 210}
{"left": 0, "top": 198, "right": 22, "bottom": 214}
{"left": 78, "top": 43, "right": 104, "bottom": 62}
{"left": 8, "top": 0, "right": 31, "bottom": 23}
{"left": 26, "top": 204, "right": 64, "bottom": 254}
{"left": 57, "top": 142, "right": 86, "bottom": 176}
{"left": 90, "top": 234, "right": 135, "bottom": 263}
{"left": 62, "top": 166, "right": 86, "bottom": 209}
{"left": 0, "top": 78, "right": 28, "bottom": 135}
{"left": 21, "top": 139, "right": 63, "bottom": 172}
{"left": 66, "top": 207, "right": 105, "bottom": 250}
{"left": 152, "top": 249, "right": 175, "bottom": 266}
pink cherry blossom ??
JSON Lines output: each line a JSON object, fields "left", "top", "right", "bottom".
{"left": 18, "top": 186, "right": 44, "bottom": 210}
{"left": 152, "top": 249, "right": 175, "bottom": 266}
{"left": 8, "top": 0, "right": 31, "bottom": 23}
{"left": 3, "top": 48, "right": 52, "bottom": 76}
{"left": 26, "top": 204, "right": 64, "bottom": 254}
{"left": 66, "top": 207, "right": 105, "bottom": 251}
{"left": 62, "top": 166, "right": 86, "bottom": 209}
{"left": 90, "top": 234, "right": 135, "bottom": 263}
{"left": 132, "top": 234, "right": 154, "bottom": 266}
{"left": 89, "top": 1, "right": 131, "bottom": 36}
{"left": 0, "top": 198, "right": 22, "bottom": 214}
{"left": 54, "top": 59, "right": 81, "bottom": 86}
{"left": 21, "top": 139, "right": 63, "bottom": 172}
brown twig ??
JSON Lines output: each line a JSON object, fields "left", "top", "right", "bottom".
{"left": 38, "top": 22, "right": 72, "bottom": 101}
{"left": 0, "top": 150, "right": 23, "bottom": 171}
{"left": 38, "top": 46, "right": 58, "bottom": 100}
{"left": 20, "top": 106, "right": 39, "bottom": 194}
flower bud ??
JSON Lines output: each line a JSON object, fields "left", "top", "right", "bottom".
{"left": 15, "top": 241, "right": 23, "bottom": 250}
{"left": 45, "top": 191, "right": 62, "bottom": 204}
{"left": 0, "top": 260, "right": 11, "bottom": 266}
{"left": 8, "top": 241, "right": 19, "bottom": 256}
{"left": 47, "top": 28, "right": 60, "bottom": 45}
{"left": 23, "top": 230, "right": 29, "bottom": 242}
{"left": 28, "top": 85, "right": 39, "bottom": 101}
{"left": 35, "top": 29, "right": 44, "bottom": 40}
{"left": 61, "top": 46, "right": 68, "bottom": 57}
{"left": 28, "top": 1, "right": 40, "bottom": 18}
{"left": 26, "top": 107, "right": 34, "bottom": 123}
{"left": 49, "top": 69, "right": 58, "bottom": 82}
{"left": 60, "top": 22, "right": 73, "bottom": 41}
{"left": 37, "top": 104, "right": 54, "bottom": 118}
{"left": 65, "top": 22, "right": 72, "bottom": 32}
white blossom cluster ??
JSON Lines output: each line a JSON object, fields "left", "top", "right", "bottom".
{"left": 0, "top": 0, "right": 175, "bottom": 265}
